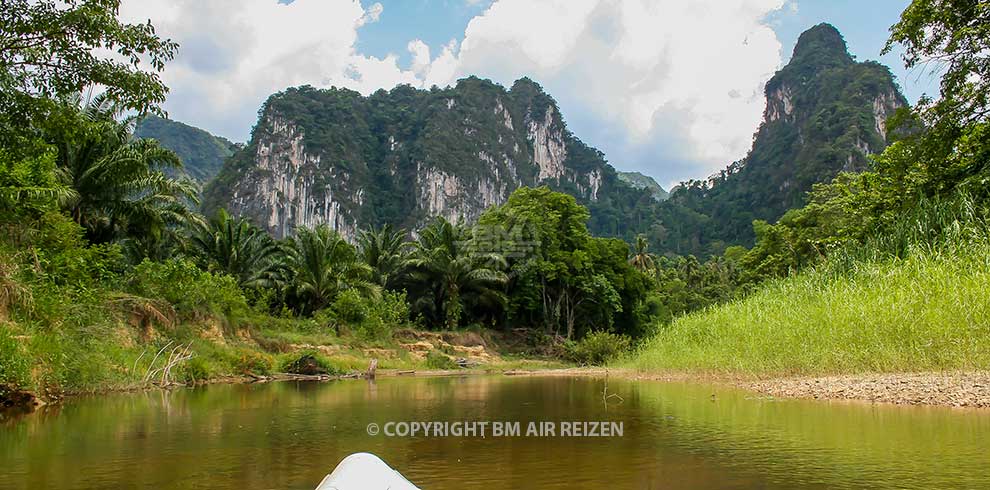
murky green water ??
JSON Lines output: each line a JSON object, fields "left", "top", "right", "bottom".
{"left": 1, "top": 376, "right": 989, "bottom": 489}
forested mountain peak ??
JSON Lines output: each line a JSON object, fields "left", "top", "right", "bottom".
{"left": 134, "top": 116, "right": 238, "bottom": 182}
{"left": 651, "top": 24, "right": 908, "bottom": 257}
{"left": 789, "top": 23, "right": 854, "bottom": 68}
{"left": 203, "top": 76, "right": 654, "bottom": 239}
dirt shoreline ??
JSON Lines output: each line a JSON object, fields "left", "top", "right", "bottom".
{"left": 0, "top": 367, "right": 517, "bottom": 414}
{"left": 502, "top": 367, "right": 990, "bottom": 408}
{"left": 6, "top": 367, "right": 990, "bottom": 414}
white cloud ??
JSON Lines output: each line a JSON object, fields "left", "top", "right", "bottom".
{"left": 359, "top": 2, "right": 384, "bottom": 25}
{"left": 425, "top": 0, "right": 787, "bottom": 176}
{"left": 121, "top": 0, "right": 787, "bottom": 183}
{"left": 118, "top": 0, "right": 404, "bottom": 139}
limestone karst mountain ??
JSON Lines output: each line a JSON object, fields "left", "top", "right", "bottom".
{"left": 202, "top": 77, "right": 655, "bottom": 239}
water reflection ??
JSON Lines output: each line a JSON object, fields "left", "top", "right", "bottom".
{"left": 1, "top": 376, "right": 988, "bottom": 489}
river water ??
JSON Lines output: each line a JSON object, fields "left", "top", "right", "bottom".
{"left": 1, "top": 375, "right": 988, "bottom": 489}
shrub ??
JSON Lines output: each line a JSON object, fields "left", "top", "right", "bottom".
{"left": 331, "top": 289, "right": 409, "bottom": 340}
{"left": 424, "top": 350, "right": 458, "bottom": 370}
{"left": 236, "top": 350, "right": 273, "bottom": 376}
{"left": 278, "top": 350, "right": 341, "bottom": 375}
{"left": 332, "top": 289, "right": 366, "bottom": 325}
{"left": 358, "top": 290, "right": 408, "bottom": 340}
{"left": 565, "top": 331, "right": 632, "bottom": 365}
{"left": 128, "top": 259, "right": 249, "bottom": 322}
{"left": 178, "top": 357, "right": 211, "bottom": 384}
{"left": 0, "top": 328, "right": 30, "bottom": 389}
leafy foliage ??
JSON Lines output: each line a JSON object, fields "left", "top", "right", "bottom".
{"left": 478, "top": 187, "right": 652, "bottom": 338}
{"left": 189, "top": 209, "right": 285, "bottom": 290}
{"left": 127, "top": 258, "right": 249, "bottom": 322}
{"left": 47, "top": 93, "right": 199, "bottom": 244}
{"left": 887, "top": 0, "right": 990, "bottom": 127}
{"left": 564, "top": 331, "right": 632, "bottom": 366}
{"left": 404, "top": 216, "right": 508, "bottom": 329}
{"left": 286, "top": 225, "right": 379, "bottom": 315}
{"left": 356, "top": 224, "right": 408, "bottom": 290}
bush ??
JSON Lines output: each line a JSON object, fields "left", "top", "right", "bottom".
{"left": 331, "top": 289, "right": 409, "bottom": 340}
{"left": 565, "top": 331, "right": 632, "bottom": 365}
{"left": 0, "top": 328, "right": 30, "bottom": 389}
{"left": 178, "top": 357, "right": 211, "bottom": 384}
{"left": 359, "top": 290, "right": 408, "bottom": 340}
{"left": 424, "top": 350, "right": 458, "bottom": 370}
{"left": 236, "top": 350, "right": 273, "bottom": 376}
{"left": 332, "top": 289, "right": 366, "bottom": 325}
{"left": 278, "top": 350, "right": 341, "bottom": 375}
{"left": 128, "top": 259, "right": 249, "bottom": 322}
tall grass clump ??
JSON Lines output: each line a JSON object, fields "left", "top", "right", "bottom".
{"left": 626, "top": 194, "right": 990, "bottom": 375}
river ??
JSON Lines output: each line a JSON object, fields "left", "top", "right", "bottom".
{"left": 2, "top": 375, "right": 988, "bottom": 489}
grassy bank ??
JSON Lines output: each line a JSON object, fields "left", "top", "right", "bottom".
{"left": 0, "top": 303, "right": 562, "bottom": 403}
{"left": 0, "top": 230, "right": 561, "bottom": 403}
{"left": 624, "top": 239, "right": 990, "bottom": 375}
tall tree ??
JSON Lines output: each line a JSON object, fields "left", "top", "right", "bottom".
{"left": 0, "top": 0, "right": 176, "bottom": 116}
{"left": 356, "top": 224, "right": 408, "bottom": 290}
{"left": 629, "top": 234, "right": 655, "bottom": 273}
{"left": 887, "top": 0, "right": 990, "bottom": 127}
{"left": 405, "top": 217, "right": 507, "bottom": 329}
{"left": 478, "top": 187, "right": 646, "bottom": 338}
{"left": 882, "top": 0, "right": 990, "bottom": 201}
{"left": 189, "top": 209, "right": 285, "bottom": 290}
{"left": 287, "top": 225, "right": 378, "bottom": 314}
{"left": 48, "top": 92, "right": 197, "bottom": 243}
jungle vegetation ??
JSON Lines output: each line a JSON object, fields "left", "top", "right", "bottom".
{"left": 2, "top": 0, "right": 988, "bottom": 397}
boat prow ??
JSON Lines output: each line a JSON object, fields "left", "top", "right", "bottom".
{"left": 315, "top": 453, "right": 420, "bottom": 490}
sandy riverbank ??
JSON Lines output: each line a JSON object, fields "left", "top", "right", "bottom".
{"left": 503, "top": 367, "right": 990, "bottom": 408}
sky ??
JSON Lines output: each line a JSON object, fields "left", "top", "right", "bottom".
{"left": 118, "top": 0, "right": 939, "bottom": 190}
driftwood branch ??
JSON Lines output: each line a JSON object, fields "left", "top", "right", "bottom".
{"left": 141, "top": 341, "right": 193, "bottom": 387}
{"left": 601, "top": 369, "right": 624, "bottom": 410}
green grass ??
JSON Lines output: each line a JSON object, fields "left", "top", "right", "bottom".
{"left": 625, "top": 241, "right": 990, "bottom": 375}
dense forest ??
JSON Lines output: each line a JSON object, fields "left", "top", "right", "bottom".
{"left": 133, "top": 115, "right": 238, "bottom": 182}
{"left": 2, "top": 0, "right": 989, "bottom": 400}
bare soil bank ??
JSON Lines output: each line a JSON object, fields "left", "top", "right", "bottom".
{"left": 506, "top": 368, "right": 990, "bottom": 408}
{"left": 741, "top": 371, "right": 990, "bottom": 408}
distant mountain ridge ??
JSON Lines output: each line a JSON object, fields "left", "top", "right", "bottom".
{"left": 617, "top": 171, "right": 669, "bottom": 201}
{"left": 134, "top": 116, "right": 238, "bottom": 182}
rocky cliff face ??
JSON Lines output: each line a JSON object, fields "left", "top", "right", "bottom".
{"left": 654, "top": 23, "right": 910, "bottom": 256}
{"left": 204, "top": 77, "right": 640, "bottom": 239}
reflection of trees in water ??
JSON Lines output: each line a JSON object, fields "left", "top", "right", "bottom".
{"left": 5, "top": 378, "right": 987, "bottom": 489}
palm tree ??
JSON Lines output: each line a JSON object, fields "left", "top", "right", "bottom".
{"left": 287, "top": 224, "right": 379, "bottom": 314}
{"left": 629, "top": 234, "right": 656, "bottom": 273}
{"left": 189, "top": 209, "right": 286, "bottom": 290}
{"left": 50, "top": 92, "right": 198, "bottom": 243}
{"left": 405, "top": 217, "right": 507, "bottom": 329}
{"left": 356, "top": 224, "right": 408, "bottom": 290}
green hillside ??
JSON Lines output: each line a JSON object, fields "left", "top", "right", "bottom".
{"left": 134, "top": 115, "right": 237, "bottom": 182}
